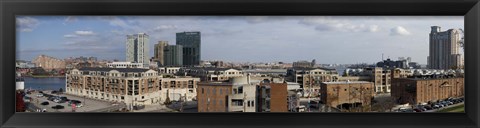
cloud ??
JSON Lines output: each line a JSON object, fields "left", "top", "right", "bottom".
{"left": 153, "top": 25, "right": 178, "bottom": 31}
{"left": 299, "top": 17, "right": 380, "bottom": 33}
{"left": 16, "top": 17, "right": 40, "bottom": 32}
{"left": 367, "top": 25, "right": 380, "bottom": 32}
{"left": 390, "top": 26, "right": 411, "bottom": 36}
{"left": 74, "top": 30, "right": 95, "bottom": 36}
{"left": 63, "top": 16, "right": 78, "bottom": 25}
{"left": 63, "top": 34, "right": 77, "bottom": 38}
{"left": 245, "top": 16, "right": 269, "bottom": 24}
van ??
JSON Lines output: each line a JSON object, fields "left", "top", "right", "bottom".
{"left": 310, "top": 100, "right": 320, "bottom": 108}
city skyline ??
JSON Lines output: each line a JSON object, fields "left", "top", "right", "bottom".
{"left": 17, "top": 16, "right": 464, "bottom": 64}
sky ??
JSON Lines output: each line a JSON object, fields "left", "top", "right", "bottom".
{"left": 16, "top": 16, "right": 464, "bottom": 64}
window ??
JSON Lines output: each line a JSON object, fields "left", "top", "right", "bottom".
{"left": 202, "top": 88, "right": 204, "bottom": 94}
{"left": 219, "top": 100, "right": 223, "bottom": 105}
{"left": 121, "top": 96, "right": 124, "bottom": 100}
{"left": 251, "top": 101, "right": 254, "bottom": 107}
{"left": 248, "top": 101, "right": 251, "bottom": 107}
{"left": 212, "top": 88, "right": 216, "bottom": 94}
{"left": 219, "top": 89, "right": 222, "bottom": 95}
{"left": 344, "top": 89, "right": 347, "bottom": 91}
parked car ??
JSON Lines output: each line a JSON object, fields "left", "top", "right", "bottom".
{"left": 51, "top": 105, "right": 65, "bottom": 109}
{"left": 60, "top": 96, "right": 69, "bottom": 101}
{"left": 51, "top": 91, "right": 58, "bottom": 94}
{"left": 47, "top": 96, "right": 57, "bottom": 101}
{"left": 36, "top": 93, "right": 44, "bottom": 97}
{"left": 309, "top": 101, "right": 320, "bottom": 108}
{"left": 68, "top": 100, "right": 83, "bottom": 108}
{"left": 447, "top": 101, "right": 454, "bottom": 105}
{"left": 413, "top": 108, "right": 422, "bottom": 112}
{"left": 40, "top": 101, "right": 49, "bottom": 105}
{"left": 23, "top": 96, "right": 32, "bottom": 102}
{"left": 423, "top": 106, "right": 433, "bottom": 110}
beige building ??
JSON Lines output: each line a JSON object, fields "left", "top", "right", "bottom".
{"left": 159, "top": 67, "right": 181, "bottom": 74}
{"left": 178, "top": 67, "right": 244, "bottom": 82}
{"left": 66, "top": 67, "right": 199, "bottom": 107}
{"left": 343, "top": 67, "right": 392, "bottom": 93}
{"left": 106, "top": 62, "right": 144, "bottom": 68}
{"left": 365, "top": 67, "right": 391, "bottom": 93}
{"left": 154, "top": 41, "right": 168, "bottom": 66}
{"left": 286, "top": 67, "right": 339, "bottom": 97}
{"left": 428, "top": 26, "right": 463, "bottom": 70}
{"left": 32, "top": 55, "right": 66, "bottom": 70}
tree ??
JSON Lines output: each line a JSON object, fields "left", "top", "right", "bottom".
{"left": 58, "top": 88, "right": 64, "bottom": 94}
{"left": 16, "top": 91, "right": 25, "bottom": 112}
{"left": 164, "top": 97, "right": 171, "bottom": 105}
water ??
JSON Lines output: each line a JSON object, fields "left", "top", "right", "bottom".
{"left": 24, "top": 77, "right": 66, "bottom": 91}
{"left": 335, "top": 67, "right": 347, "bottom": 76}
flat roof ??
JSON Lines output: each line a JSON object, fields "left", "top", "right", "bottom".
{"left": 78, "top": 67, "right": 151, "bottom": 73}
{"left": 398, "top": 76, "right": 464, "bottom": 81}
{"left": 322, "top": 81, "right": 372, "bottom": 84}
{"left": 198, "top": 82, "right": 232, "bottom": 86}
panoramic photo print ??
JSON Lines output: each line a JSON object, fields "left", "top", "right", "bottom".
{"left": 15, "top": 16, "right": 465, "bottom": 112}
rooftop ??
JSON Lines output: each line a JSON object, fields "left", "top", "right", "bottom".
{"left": 322, "top": 81, "right": 372, "bottom": 84}
{"left": 78, "top": 67, "right": 151, "bottom": 73}
{"left": 399, "top": 76, "right": 464, "bottom": 81}
{"left": 182, "top": 67, "right": 242, "bottom": 71}
{"left": 289, "top": 67, "right": 336, "bottom": 71}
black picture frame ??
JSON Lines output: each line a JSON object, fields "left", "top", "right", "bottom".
{"left": 1, "top": 0, "right": 479, "bottom": 128}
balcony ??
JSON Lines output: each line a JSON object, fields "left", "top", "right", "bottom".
{"left": 229, "top": 106, "right": 244, "bottom": 112}
{"left": 229, "top": 94, "right": 245, "bottom": 100}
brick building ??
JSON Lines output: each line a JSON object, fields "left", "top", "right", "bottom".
{"left": 320, "top": 81, "right": 374, "bottom": 109}
{"left": 32, "top": 54, "right": 66, "bottom": 71}
{"left": 197, "top": 76, "right": 257, "bottom": 112}
{"left": 391, "top": 76, "right": 464, "bottom": 105}
{"left": 196, "top": 82, "right": 232, "bottom": 112}
{"left": 258, "top": 81, "right": 288, "bottom": 112}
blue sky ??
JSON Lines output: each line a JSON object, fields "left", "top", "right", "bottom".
{"left": 16, "top": 16, "right": 464, "bottom": 64}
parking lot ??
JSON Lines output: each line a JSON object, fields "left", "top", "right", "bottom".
{"left": 26, "top": 90, "right": 124, "bottom": 112}
{"left": 391, "top": 97, "right": 465, "bottom": 112}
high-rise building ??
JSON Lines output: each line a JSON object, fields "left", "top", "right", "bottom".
{"left": 428, "top": 26, "right": 463, "bottom": 69}
{"left": 176, "top": 32, "right": 201, "bottom": 66}
{"left": 164, "top": 45, "right": 183, "bottom": 66}
{"left": 126, "top": 33, "right": 150, "bottom": 68}
{"left": 154, "top": 41, "right": 168, "bottom": 66}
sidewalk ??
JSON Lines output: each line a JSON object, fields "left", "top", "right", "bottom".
{"left": 133, "top": 104, "right": 176, "bottom": 112}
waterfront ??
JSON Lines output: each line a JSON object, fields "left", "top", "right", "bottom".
{"left": 24, "top": 77, "right": 66, "bottom": 91}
